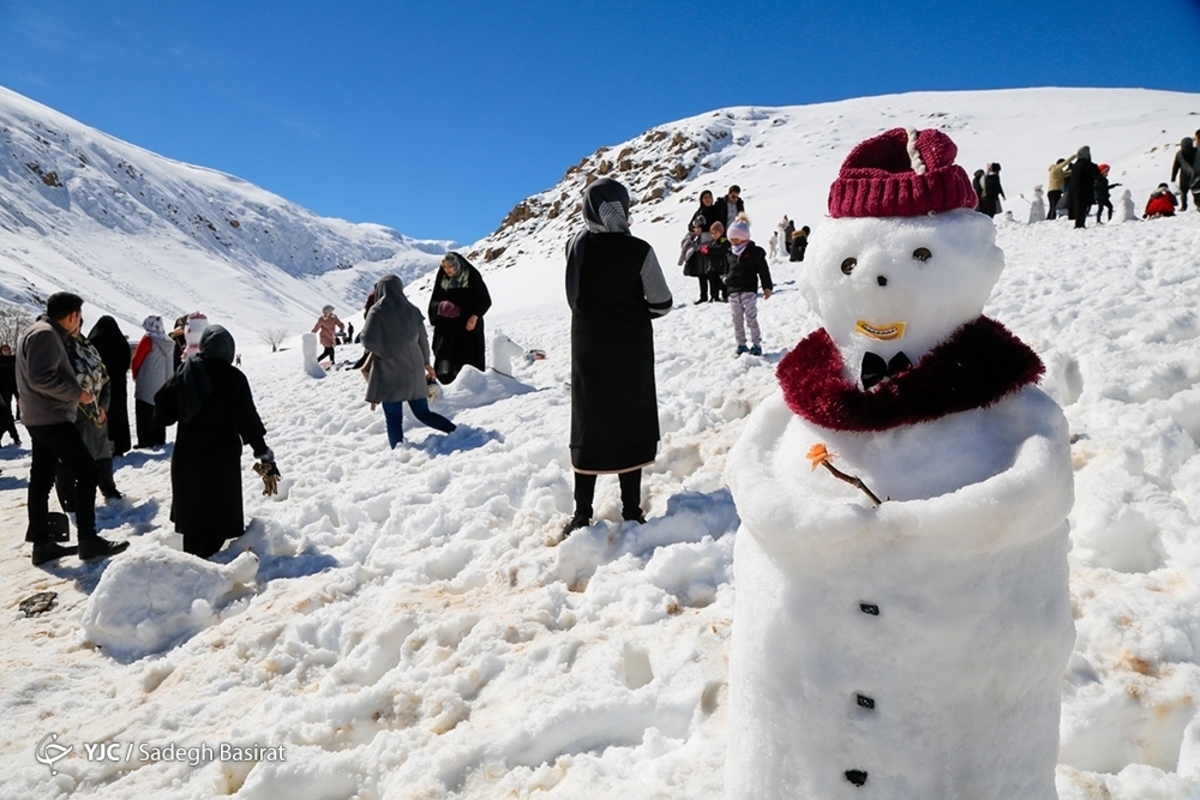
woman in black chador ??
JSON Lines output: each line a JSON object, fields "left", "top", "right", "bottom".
{"left": 427, "top": 252, "right": 492, "bottom": 384}
{"left": 563, "top": 177, "right": 673, "bottom": 537}
{"left": 87, "top": 315, "right": 132, "bottom": 457}
{"left": 155, "top": 326, "right": 277, "bottom": 558}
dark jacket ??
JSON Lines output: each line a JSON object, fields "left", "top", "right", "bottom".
{"left": 981, "top": 173, "right": 1005, "bottom": 217}
{"left": 713, "top": 195, "right": 745, "bottom": 228}
{"left": 568, "top": 231, "right": 671, "bottom": 473}
{"left": 88, "top": 316, "right": 132, "bottom": 456}
{"left": 1093, "top": 175, "right": 1120, "bottom": 205}
{"left": 692, "top": 202, "right": 721, "bottom": 232}
{"left": 724, "top": 243, "right": 773, "bottom": 294}
{"left": 428, "top": 263, "right": 492, "bottom": 383}
{"left": 704, "top": 236, "right": 731, "bottom": 276}
{"left": 155, "top": 358, "right": 268, "bottom": 551}
{"left": 1069, "top": 157, "right": 1099, "bottom": 210}
{"left": 789, "top": 233, "right": 808, "bottom": 262}
{"left": 0, "top": 353, "right": 16, "bottom": 402}
{"left": 15, "top": 315, "right": 81, "bottom": 426}
{"left": 1172, "top": 139, "right": 1196, "bottom": 189}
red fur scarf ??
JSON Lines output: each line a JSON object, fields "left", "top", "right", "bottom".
{"left": 777, "top": 316, "right": 1044, "bottom": 432}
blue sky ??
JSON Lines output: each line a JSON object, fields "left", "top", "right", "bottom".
{"left": 2, "top": 0, "right": 1198, "bottom": 244}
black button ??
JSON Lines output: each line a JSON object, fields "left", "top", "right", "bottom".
{"left": 856, "top": 694, "right": 875, "bottom": 710}
{"left": 860, "top": 603, "right": 879, "bottom": 615}
{"left": 845, "top": 769, "right": 868, "bottom": 787}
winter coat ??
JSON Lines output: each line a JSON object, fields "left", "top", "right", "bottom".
{"left": 692, "top": 201, "right": 722, "bottom": 232}
{"left": 680, "top": 231, "right": 706, "bottom": 276}
{"left": 154, "top": 349, "right": 268, "bottom": 551}
{"left": 1145, "top": 188, "right": 1178, "bottom": 217}
{"left": 704, "top": 236, "right": 732, "bottom": 276}
{"left": 567, "top": 230, "right": 672, "bottom": 473}
{"left": 67, "top": 334, "right": 113, "bottom": 461}
{"left": 1047, "top": 155, "right": 1076, "bottom": 193}
{"left": 790, "top": 232, "right": 808, "bottom": 262}
{"left": 1093, "top": 175, "right": 1120, "bottom": 205}
{"left": 0, "top": 353, "right": 16, "bottom": 402}
{"left": 363, "top": 275, "right": 432, "bottom": 403}
{"left": 88, "top": 316, "right": 131, "bottom": 456}
{"left": 713, "top": 195, "right": 745, "bottom": 229}
{"left": 1171, "top": 139, "right": 1196, "bottom": 189}
{"left": 1068, "top": 155, "right": 1099, "bottom": 212}
{"left": 981, "top": 173, "right": 1005, "bottom": 217}
{"left": 428, "top": 263, "right": 492, "bottom": 383}
{"left": 972, "top": 171, "right": 985, "bottom": 209}
{"left": 311, "top": 314, "right": 344, "bottom": 348}
{"left": 724, "top": 242, "right": 773, "bottom": 294}
{"left": 132, "top": 333, "right": 176, "bottom": 404}
{"left": 15, "top": 315, "right": 81, "bottom": 427}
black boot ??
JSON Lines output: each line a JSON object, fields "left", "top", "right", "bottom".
{"left": 79, "top": 536, "right": 130, "bottom": 561}
{"left": 561, "top": 513, "right": 591, "bottom": 537}
{"left": 32, "top": 541, "right": 78, "bottom": 566}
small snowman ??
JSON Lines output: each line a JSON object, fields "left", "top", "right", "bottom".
{"left": 1116, "top": 187, "right": 1138, "bottom": 222}
{"left": 1027, "top": 184, "right": 1046, "bottom": 223}
{"left": 725, "top": 127, "right": 1075, "bottom": 799}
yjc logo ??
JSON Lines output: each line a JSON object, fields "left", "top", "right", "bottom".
{"left": 35, "top": 733, "right": 72, "bottom": 775}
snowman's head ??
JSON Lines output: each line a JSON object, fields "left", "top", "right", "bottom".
{"left": 801, "top": 127, "right": 1001, "bottom": 381}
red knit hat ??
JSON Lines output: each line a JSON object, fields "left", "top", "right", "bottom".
{"left": 828, "top": 127, "right": 977, "bottom": 218}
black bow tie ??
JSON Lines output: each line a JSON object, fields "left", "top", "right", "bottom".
{"left": 861, "top": 351, "right": 912, "bottom": 389}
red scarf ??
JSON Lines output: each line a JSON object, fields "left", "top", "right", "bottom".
{"left": 777, "top": 316, "right": 1044, "bottom": 432}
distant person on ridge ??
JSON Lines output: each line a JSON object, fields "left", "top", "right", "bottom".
{"left": 1171, "top": 137, "right": 1195, "bottom": 211}
{"left": 1046, "top": 155, "right": 1076, "bottom": 220}
{"left": 428, "top": 252, "right": 492, "bottom": 384}
{"left": 17, "top": 292, "right": 129, "bottom": 565}
{"left": 1068, "top": 146, "right": 1100, "bottom": 229}
{"left": 563, "top": 177, "right": 672, "bottom": 537}
{"left": 311, "top": 304, "right": 344, "bottom": 365}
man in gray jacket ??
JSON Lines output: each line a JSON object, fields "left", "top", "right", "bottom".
{"left": 17, "top": 292, "right": 129, "bottom": 565}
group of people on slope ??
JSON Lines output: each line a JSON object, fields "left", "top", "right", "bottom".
{"left": 972, "top": 163, "right": 1008, "bottom": 218}
{"left": 678, "top": 187, "right": 775, "bottom": 357}
{"left": 17, "top": 294, "right": 277, "bottom": 565}
{"left": 1040, "top": 147, "right": 1121, "bottom": 227}
{"left": 769, "top": 215, "right": 809, "bottom": 263}
{"left": 1147, "top": 130, "right": 1200, "bottom": 219}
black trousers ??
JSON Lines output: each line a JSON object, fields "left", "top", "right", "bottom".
{"left": 135, "top": 399, "right": 166, "bottom": 447}
{"left": 56, "top": 457, "right": 119, "bottom": 506}
{"left": 26, "top": 422, "right": 98, "bottom": 543}
{"left": 573, "top": 469, "right": 642, "bottom": 518}
{"left": 1046, "top": 190, "right": 1062, "bottom": 219}
{"left": 0, "top": 396, "right": 18, "bottom": 443}
{"left": 318, "top": 345, "right": 336, "bottom": 363}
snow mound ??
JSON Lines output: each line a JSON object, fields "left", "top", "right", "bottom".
{"left": 80, "top": 548, "right": 259, "bottom": 660}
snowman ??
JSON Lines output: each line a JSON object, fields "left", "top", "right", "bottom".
{"left": 725, "top": 127, "right": 1075, "bottom": 799}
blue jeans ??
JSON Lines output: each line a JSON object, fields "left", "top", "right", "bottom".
{"left": 382, "top": 399, "right": 455, "bottom": 448}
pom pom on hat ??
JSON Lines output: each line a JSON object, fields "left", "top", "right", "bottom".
{"left": 827, "top": 127, "right": 977, "bottom": 218}
{"left": 728, "top": 219, "right": 751, "bottom": 240}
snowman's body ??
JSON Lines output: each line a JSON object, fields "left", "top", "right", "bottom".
{"left": 724, "top": 130, "right": 1075, "bottom": 799}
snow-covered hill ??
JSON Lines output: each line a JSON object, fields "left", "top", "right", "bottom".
{"left": 2, "top": 87, "right": 1200, "bottom": 800}
{"left": 0, "top": 86, "right": 449, "bottom": 340}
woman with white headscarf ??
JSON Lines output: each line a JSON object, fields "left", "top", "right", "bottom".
{"left": 131, "top": 315, "right": 176, "bottom": 447}
{"left": 562, "top": 177, "right": 673, "bottom": 537}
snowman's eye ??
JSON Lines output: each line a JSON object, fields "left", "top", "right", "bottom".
{"left": 912, "top": 247, "right": 932, "bottom": 262}
{"left": 840, "top": 257, "right": 857, "bottom": 275}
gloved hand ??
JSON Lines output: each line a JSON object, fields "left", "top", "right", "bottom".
{"left": 253, "top": 460, "right": 281, "bottom": 496}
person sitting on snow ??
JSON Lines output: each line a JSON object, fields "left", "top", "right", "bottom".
{"left": 1144, "top": 183, "right": 1178, "bottom": 218}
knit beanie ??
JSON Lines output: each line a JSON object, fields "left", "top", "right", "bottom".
{"left": 728, "top": 220, "right": 751, "bottom": 240}
{"left": 827, "top": 127, "right": 976, "bottom": 218}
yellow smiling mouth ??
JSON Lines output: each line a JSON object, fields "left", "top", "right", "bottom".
{"left": 855, "top": 320, "right": 906, "bottom": 341}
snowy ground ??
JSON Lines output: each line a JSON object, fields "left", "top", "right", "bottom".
{"left": 1, "top": 206, "right": 1199, "bottom": 799}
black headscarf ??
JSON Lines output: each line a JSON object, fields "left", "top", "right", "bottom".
{"left": 87, "top": 315, "right": 131, "bottom": 376}
{"left": 566, "top": 178, "right": 632, "bottom": 310}
{"left": 177, "top": 325, "right": 236, "bottom": 423}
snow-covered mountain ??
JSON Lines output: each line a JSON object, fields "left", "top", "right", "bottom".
{"left": 0, "top": 86, "right": 449, "bottom": 340}
{"left": 3, "top": 86, "right": 1200, "bottom": 800}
